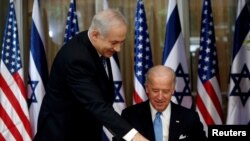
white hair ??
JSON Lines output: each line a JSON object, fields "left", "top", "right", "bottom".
{"left": 89, "top": 9, "right": 127, "bottom": 37}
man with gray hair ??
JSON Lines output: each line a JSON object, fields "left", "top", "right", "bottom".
{"left": 34, "top": 9, "right": 148, "bottom": 141}
{"left": 119, "top": 65, "right": 207, "bottom": 141}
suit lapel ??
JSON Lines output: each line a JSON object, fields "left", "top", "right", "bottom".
{"left": 105, "top": 58, "right": 113, "bottom": 82}
{"left": 84, "top": 30, "right": 110, "bottom": 82}
{"left": 144, "top": 101, "right": 156, "bottom": 141}
{"left": 168, "top": 103, "right": 182, "bottom": 141}
{"left": 85, "top": 32, "right": 115, "bottom": 103}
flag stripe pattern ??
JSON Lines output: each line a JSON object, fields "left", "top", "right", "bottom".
{"left": 64, "top": 0, "right": 79, "bottom": 44}
{"left": 162, "top": 0, "right": 192, "bottom": 108}
{"left": 0, "top": 1, "right": 32, "bottom": 140}
{"left": 133, "top": 0, "right": 153, "bottom": 104}
{"left": 232, "top": 0, "right": 250, "bottom": 59}
{"left": 196, "top": 0, "right": 223, "bottom": 135}
{"left": 226, "top": 0, "right": 250, "bottom": 125}
{"left": 28, "top": 0, "right": 49, "bottom": 137}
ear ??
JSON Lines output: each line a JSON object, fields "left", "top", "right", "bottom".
{"left": 90, "top": 30, "right": 100, "bottom": 41}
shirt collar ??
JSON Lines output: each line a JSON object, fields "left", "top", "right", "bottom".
{"left": 150, "top": 101, "right": 171, "bottom": 120}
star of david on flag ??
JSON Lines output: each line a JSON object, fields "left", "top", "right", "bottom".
{"left": 101, "top": 1, "right": 127, "bottom": 141}
{"left": 162, "top": 0, "right": 192, "bottom": 108}
{"left": 27, "top": 0, "right": 49, "bottom": 137}
{"left": 113, "top": 80, "right": 124, "bottom": 103}
{"left": 226, "top": 0, "right": 250, "bottom": 125}
{"left": 28, "top": 76, "right": 39, "bottom": 107}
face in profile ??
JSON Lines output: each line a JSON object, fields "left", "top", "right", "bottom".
{"left": 146, "top": 74, "right": 174, "bottom": 112}
{"left": 96, "top": 24, "right": 127, "bottom": 58}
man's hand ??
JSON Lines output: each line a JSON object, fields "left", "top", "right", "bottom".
{"left": 132, "top": 133, "right": 149, "bottom": 141}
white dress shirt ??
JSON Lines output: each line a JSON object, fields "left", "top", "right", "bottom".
{"left": 150, "top": 103, "right": 171, "bottom": 141}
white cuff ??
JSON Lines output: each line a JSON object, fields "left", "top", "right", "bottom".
{"left": 123, "top": 128, "right": 138, "bottom": 141}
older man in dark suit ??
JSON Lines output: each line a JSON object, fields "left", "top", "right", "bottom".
{"left": 118, "top": 65, "right": 207, "bottom": 141}
{"left": 34, "top": 9, "right": 148, "bottom": 141}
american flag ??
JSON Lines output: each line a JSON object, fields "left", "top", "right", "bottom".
{"left": 196, "top": 0, "right": 224, "bottom": 135}
{"left": 0, "top": 0, "right": 32, "bottom": 140}
{"left": 162, "top": 0, "right": 192, "bottom": 109}
{"left": 226, "top": 0, "right": 250, "bottom": 125}
{"left": 63, "top": 0, "right": 79, "bottom": 44}
{"left": 28, "top": 0, "right": 48, "bottom": 137}
{"left": 133, "top": 0, "right": 153, "bottom": 104}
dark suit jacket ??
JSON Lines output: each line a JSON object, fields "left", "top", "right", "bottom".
{"left": 34, "top": 31, "right": 132, "bottom": 141}
{"left": 118, "top": 100, "right": 208, "bottom": 141}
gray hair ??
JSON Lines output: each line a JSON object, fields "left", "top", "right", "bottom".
{"left": 145, "top": 65, "right": 176, "bottom": 86}
{"left": 89, "top": 9, "right": 127, "bottom": 37}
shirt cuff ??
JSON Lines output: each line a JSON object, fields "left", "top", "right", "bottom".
{"left": 123, "top": 128, "right": 138, "bottom": 141}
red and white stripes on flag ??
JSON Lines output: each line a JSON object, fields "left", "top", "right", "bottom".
{"left": 226, "top": 0, "right": 250, "bottom": 125}
{"left": 162, "top": 0, "right": 192, "bottom": 109}
{"left": 28, "top": 0, "right": 48, "bottom": 137}
{"left": 196, "top": 0, "right": 223, "bottom": 135}
{"left": 133, "top": 0, "right": 153, "bottom": 104}
{"left": 0, "top": 0, "right": 32, "bottom": 140}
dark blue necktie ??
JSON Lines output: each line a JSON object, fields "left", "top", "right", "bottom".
{"left": 154, "top": 112, "right": 163, "bottom": 141}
